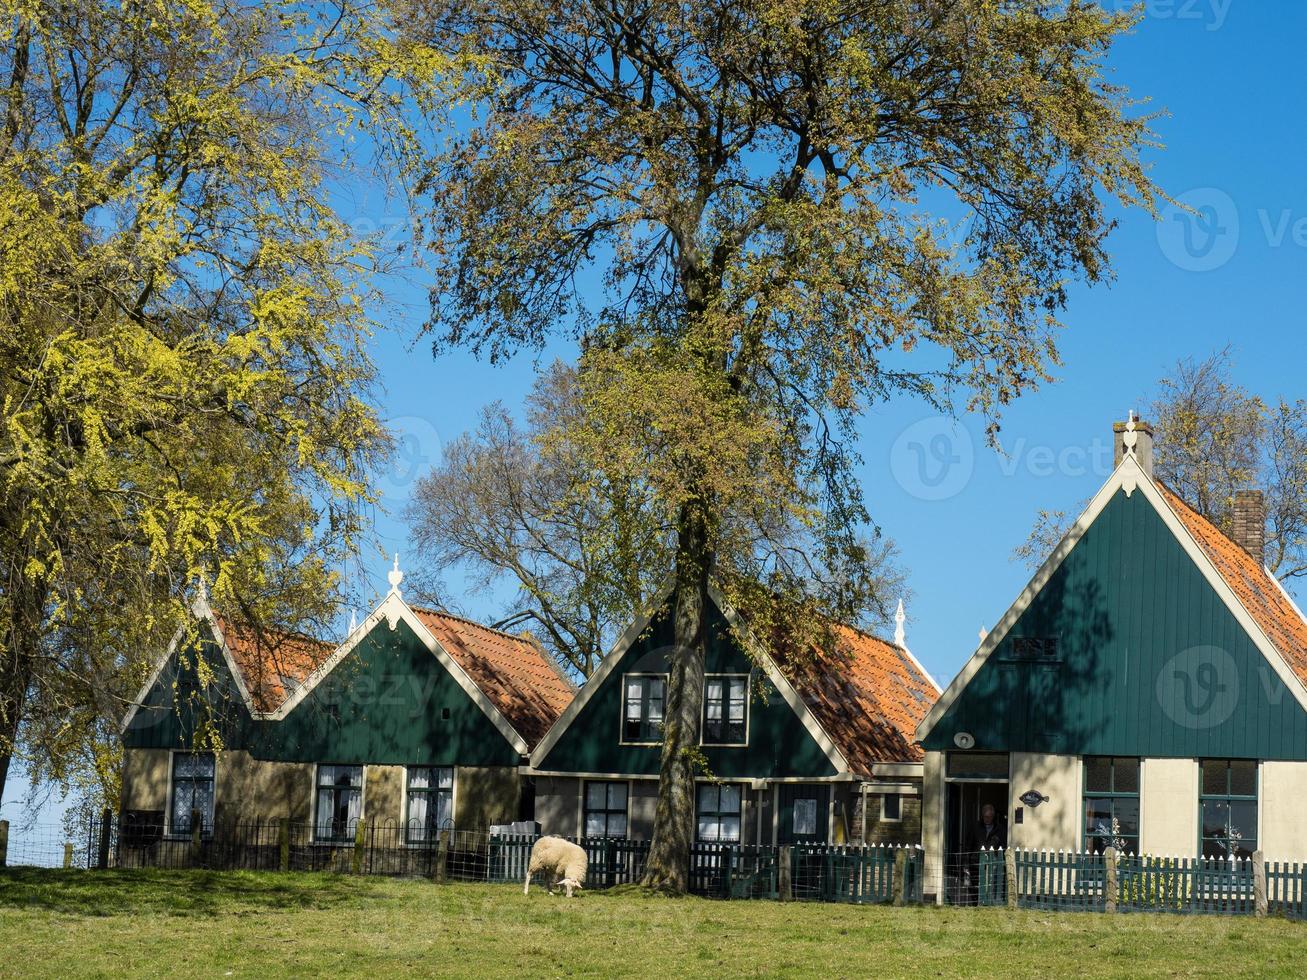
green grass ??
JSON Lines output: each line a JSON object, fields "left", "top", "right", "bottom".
{"left": 1, "top": 869, "right": 1305, "bottom": 978}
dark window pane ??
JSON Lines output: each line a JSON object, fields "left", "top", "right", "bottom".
{"left": 1229, "top": 760, "right": 1258, "bottom": 797}
{"left": 1112, "top": 758, "right": 1140, "bottom": 794}
{"left": 1227, "top": 800, "right": 1257, "bottom": 851}
{"left": 586, "top": 782, "right": 606, "bottom": 809}
{"left": 883, "top": 794, "right": 901, "bottom": 820}
{"left": 1202, "top": 760, "right": 1228, "bottom": 796}
{"left": 1113, "top": 798, "right": 1141, "bottom": 839}
{"left": 947, "top": 753, "right": 1009, "bottom": 779}
{"left": 607, "top": 783, "right": 627, "bottom": 809}
{"left": 585, "top": 813, "right": 606, "bottom": 836}
{"left": 1084, "top": 757, "right": 1112, "bottom": 793}
{"left": 608, "top": 814, "right": 628, "bottom": 838}
{"left": 1201, "top": 799, "right": 1229, "bottom": 839}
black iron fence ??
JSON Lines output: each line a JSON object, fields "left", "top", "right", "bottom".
{"left": 0, "top": 812, "right": 925, "bottom": 906}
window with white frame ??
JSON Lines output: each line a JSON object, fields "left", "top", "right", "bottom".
{"left": 622, "top": 675, "right": 665, "bottom": 742}
{"left": 315, "top": 764, "right": 363, "bottom": 842}
{"left": 406, "top": 767, "right": 454, "bottom": 843}
{"left": 696, "top": 784, "right": 742, "bottom": 842}
{"left": 584, "top": 781, "right": 628, "bottom": 837}
{"left": 702, "top": 675, "right": 748, "bottom": 745}
{"left": 881, "top": 793, "right": 902, "bottom": 822}
{"left": 170, "top": 752, "right": 215, "bottom": 835}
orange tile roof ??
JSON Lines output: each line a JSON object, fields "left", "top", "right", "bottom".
{"left": 411, "top": 607, "right": 575, "bottom": 748}
{"left": 784, "top": 624, "right": 939, "bottom": 775}
{"left": 1156, "top": 482, "right": 1307, "bottom": 689}
{"left": 212, "top": 614, "right": 335, "bottom": 713}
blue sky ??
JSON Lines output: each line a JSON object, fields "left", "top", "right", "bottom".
{"left": 7, "top": 0, "right": 1303, "bottom": 823}
{"left": 358, "top": 1, "right": 1307, "bottom": 691}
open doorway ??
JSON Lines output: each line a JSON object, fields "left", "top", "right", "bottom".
{"left": 944, "top": 781, "right": 1009, "bottom": 905}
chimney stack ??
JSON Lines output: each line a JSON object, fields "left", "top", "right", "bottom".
{"left": 1232, "top": 490, "right": 1267, "bottom": 566}
{"left": 1113, "top": 414, "right": 1155, "bottom": 477}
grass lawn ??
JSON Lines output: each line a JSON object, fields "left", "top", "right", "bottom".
{"left": 1, "top": 869, "right": 1306, "bottom": 978}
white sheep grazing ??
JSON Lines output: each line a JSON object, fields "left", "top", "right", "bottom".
{"left": 523, "top": 836, "right": 588, "bottom": 898}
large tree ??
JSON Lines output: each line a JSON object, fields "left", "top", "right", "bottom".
{"left": 407, "top": 361, "right": 671, "bottom": 678}
{"left": 0, "top": 1, "right": 445, "bottom": 804}
{"left": 407, "top": 361, "right": 914, "bottom": 677}
{"left": 412, "top": 0, "right": 1160, "bottom": 890}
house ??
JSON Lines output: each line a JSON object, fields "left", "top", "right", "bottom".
{"left": 915, "top": 417, "right": 1307, "bottom": 901}
{"left": 527, "top": 582, "right": 940, "bottom": 848}
{"left": 119, "top": 565, "right": 574, "bottom": 844}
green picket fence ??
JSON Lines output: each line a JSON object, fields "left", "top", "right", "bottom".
{"left": 977, "top": 848, "right": 1307, "bottom": 919}
{"left": 490, "top": 834, "right": 923, "bottom": 905}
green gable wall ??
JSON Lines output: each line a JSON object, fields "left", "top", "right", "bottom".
{"left": 923, "top": 488, "right": 1307, "bottom": 759}
{"left": 121, "top": 627, "right": 255, "bottom": 750}
{"left": 256, "top": 618, "right": 520, "bottom": 767}
{"left": 537, "top": 600, "right": 838, "bottom": 778}
{"left": 122, "top": 618, "right": 522, "bottom": 767}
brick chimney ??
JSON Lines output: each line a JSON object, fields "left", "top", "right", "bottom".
{"left": 1231, "top": 489, "right": 1267, "bottom": 566}
{"left": 1112, "top": 416, "right": 1155, "bottom": 477}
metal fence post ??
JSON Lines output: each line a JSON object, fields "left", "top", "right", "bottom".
{"left": 278, "top": 818, "right": 290, "bottom": 872}
{"left": 190, "top": 809, "right": 202, "bottom": 867}
{"left": 1104, "top": 847, "right": 1118, "bottom": 914}
{"left": 1005, "top": 847, "right": 1017, "bottom": 910}
{"left": 97, "top": 809, "right": 112, "bottom": 870}
{"left": 0, "top": 819, "right": 8, "bottom": 868}
{"left": 1254, "top": 850, "right": 1268, "bottom": 918}
{"left": 352, "top": 818, "right": 367, "bottom": 875}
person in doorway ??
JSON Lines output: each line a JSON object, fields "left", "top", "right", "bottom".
{"left": 966, "top": 803, "right": 1007, "bottom": 905}
{"left": 971, "top": 803, "right": 1006, "bottom": 850}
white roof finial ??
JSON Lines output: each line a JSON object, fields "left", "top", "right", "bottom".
{"left": 387, "top": 553, "right": 403, "bottom": 595}
{"left": 979, "top": 625, "right": 989, "bottom": 642}
{"left": 348, "top": 608, "right": 358, "bottom": 635}
{"left": 893, "top": 599, "right": 907, "bottom": 648}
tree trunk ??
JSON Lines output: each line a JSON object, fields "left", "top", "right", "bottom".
{"left": 0, "top": 650, "right": 32, "bottom": 807}
{"left": 641, "top": 499, "right": 711, "bottom": 893}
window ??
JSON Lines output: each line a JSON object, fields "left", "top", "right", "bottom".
{"left": 881, "top": 793, "right": 902, "bottom": 822}
{"left": 696, "top": 784, "right": 742, "bottom": 842}
{"left": 406, "top": 767, "right": 454, "bottom": 843}
{"left": 170, "top": 753, "right": 214, "bottom": 835}
{"left": 703, "top": 675, "right": 748, "bottom": 745}
{"left": 946, "top": 753, "right": 1009, "bottom": 779}
{"left": 1008, "top": 636, "right": 1060, "bottom": 660}
{"left": 622, "top": 675, "right": 665, "bottom": 742}
{"left": 1083, "top": 756, "right": 1140, "bottom": 855}
{"left": 1200, "top": 759, "right": 1258, "bottom": 860}
{"left": 584, "top": 781, "right": 628, "bottom": 837}
{"left": 315, "top": 765, "right": 363, "bottom": 842}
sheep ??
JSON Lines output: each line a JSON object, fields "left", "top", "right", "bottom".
{"left": 523, "top": 836, "right": 588, "bottom": 898}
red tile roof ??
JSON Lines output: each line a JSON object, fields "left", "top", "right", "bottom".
{"left": 212, "top": 614, "right": 335, "bottom": 713}
{"left": 784, "top": 625, "right": 939, "bottom": 775}
{"left": 1156, "top": 482, "right": 1307, "bottom": 689}
{"left": 411, "top": 607, "right": 575, "bottom": 749}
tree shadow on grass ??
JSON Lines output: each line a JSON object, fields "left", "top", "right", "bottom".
{"left": 0, "top": 868, "right": 388, "bottom": 917}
